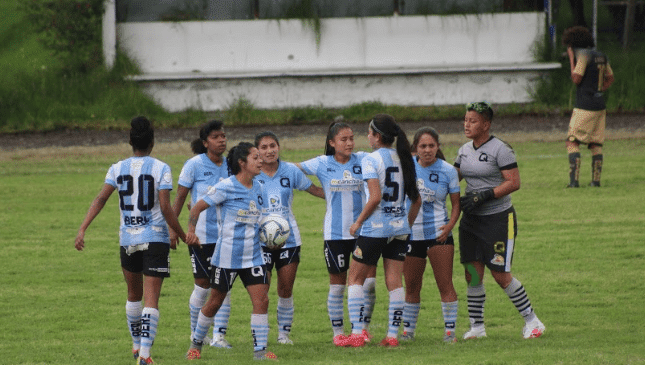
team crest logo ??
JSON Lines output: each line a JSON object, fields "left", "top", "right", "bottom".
{"left": 353, "top": 247, "right": 363, "bottom": 259}
{"left": 343, "top": 170, "right": 352, "bottom": 180}
{"left": 416, "top": 178, "right": 425, "bottom": 189}
{"left": 248, "top": 200, "right": 259, "bottom": 214}
{"left": 494, "top": 241, "right": 506, "bottom": 253}
{"left": 163, "top": 172, "right": 172, "bottom": 184}
{"left": 490, "top": 254, "right": 504, "bottom": 266}
{"left": 269, "top": 194, "right": 281, "bottom": 209}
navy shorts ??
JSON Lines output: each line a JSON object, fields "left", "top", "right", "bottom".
{"left": 189, "top": 243, "right": 216, "bottom": 279}
{"left": 324, "top": 239, "right": 356, "bottom": 274}
{"left": 262, "top": 246, "right": 301, "bottom": 272}
{"left": 120, "top": 243, "right": 170, "bottom": 278}
{"left": 210, "top": 264, "right": 269, "bottom": 292}
{"left": 352, "top": 235, "right": 408, "bottom": 266}
{"left": 459, "top": 207, "right": 517, "bottom": 272}
{"left": 406, "top": 235, "right": 455, "bottom": 259}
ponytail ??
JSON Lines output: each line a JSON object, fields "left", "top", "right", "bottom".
{"left": 130, "top": 116, "right": 154, "bottom": 151}
{"left": 226, "top": 142, "right": 254, "bottom": 175}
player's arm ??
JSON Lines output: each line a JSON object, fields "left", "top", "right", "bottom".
{"left": 602, "top": 64, "right": 614, "bottom": 91}
{"left": 349, "top": 178, "right": 381, "bottom": 236}
{"left": 75, "top": 184, "right": 115, "bottom": 251}
{"left": 568, "top": 48, "right": 585, "bottom": 85}
{"left": 159, "top": 189, "right": 186, "bottom": 249}
{"left": 407, "top": 196, "right": 421, "bottom": 228}
{"left": 438, "top": 192, "right": 461, "bottom": 243}
{"left": 186, "top": 199, "right": 210, "bottom": 247}
{"left": 169, "top": 185, "right": 190, "bottom": 246}
{"left": 495, "top": 167, "right": 521, "bottom": 198}
{"left": 306, "top": 184, "right": 325, "bottom": 199}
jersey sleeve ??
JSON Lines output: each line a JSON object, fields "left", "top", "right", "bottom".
{"left": 361, "top": 155, "right": 378, "bottom": 180}
{"left": 299, "top": 156, "right": 320, "bottom": 176}
{"left": 104, "top": 164, "right": 117, "bottom": 187}
{"left": 178, "top": 158, "right": 195, "bottom": 188}
{"left": 447, "top": 164, "right": 460, "bottom": 194}
{"left": 291, "top": 163, "right": 313, "bottom": 191}
{"left": 453, "top": 146, "right": 464, "bottom": 168}
{"left": 497, "top": 142, "right": 518, "bottom": 170}
{"left": 203, "top": 181, "right": 227, "bottom": 207}
{"left": 159, "top": 164, "right": 173, "bottom": 190}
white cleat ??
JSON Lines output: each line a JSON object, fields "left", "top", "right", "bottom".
{"left": 523, "top": 318, "right": 545, "bottom": 339}
{"left": 463, "top": 326, "right": 487, "bottom": 339}
{"left": 210, "top": 334, "right": 232, "bottom": 348}
{"left": 277, "top": 335, "right": 293, "bottom": 345}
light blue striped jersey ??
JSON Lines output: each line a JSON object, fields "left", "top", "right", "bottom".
{"left": 104, "top": 156, "right": 173, "bottom": 246}
{"left": 300, "top": 152, "right": 367, "bottom": 240}
{"left": 407, "top": 158, "right": 460, "bottom": 241}
{"left": 202, "top": 176, "right": 265, "bottom": 269}
{"left": 256, "top": 161, "right": 312, "bottom": 248}
{"left": 360, "top": 148, "right": 410, "bottom": 238}
{"left": 177, "top": 154, "right": 229, "bottom": 244}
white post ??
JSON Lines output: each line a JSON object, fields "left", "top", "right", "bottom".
{"left": 593, "top": 0, "right": 598, "bottom": 47}
{"left": 102, "top": 0, "right": 116, "bottom": 69}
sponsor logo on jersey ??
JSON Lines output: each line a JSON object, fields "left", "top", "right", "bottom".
{"left": 280, "top": 178, "right": 291, "bottom": 188}
{"left": 479, "top": 153, "right": 488, "bottom": 162}
{"left": 125, "top": 227, "right": 145, "bottom": 235}
{"left": 494, "top": 241, "right": 506, "bottom": 253}
{"left": 353, "top": 165, "right": 362, "bottom": 174}
{"left": 429, "top": 173, "right": 439, "bottom": 183}
{"left": 204, "top": 171, "right": 213, "bottom": 176}
{"left": 490, "top": 254, "right": 505, "bottom": 266}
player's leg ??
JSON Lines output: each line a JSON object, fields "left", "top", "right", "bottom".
{"left": 401, "top": 240, "right": 428, "bottom": 341}
{"left": 588, "top": 110, "right": 606, "bottom": 187}
{"left": 362, "top": 268, "right": 377, "bottom": 340}
{"left": 324, "top": 240, "right": 351, "bottom": 345}
{"left": 379, "top": 237, "right": 407, "bottom": 347}
{"left": 275, "top": 247, "right": 300, "bottom": 344}
{"left": 243, "top": 266, "right": 275, "bottom": 360}
{"left": 566, "top": 108, "right": 588, "bottom": 188}
{"left": 187, "top": 245, "right": 215, "bottom": 343}
{"left": 427, "top": 237, "right": 459, "bottom": 343}
{"left": 459, "top": 217, "right": 487, "bottom": 340}
{"left": 566, "top": 139, "right": 581, "bottom": 188}
{"left": 122, "top": 265, "right": 143, "bottom": 359}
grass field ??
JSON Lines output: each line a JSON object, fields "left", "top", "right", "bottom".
{"left": 1, "top": 137, "right": 644, "bottom": 365}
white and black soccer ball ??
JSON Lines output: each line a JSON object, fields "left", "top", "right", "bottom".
{"left": 258, "top": 214, "right": 290, "bottom": 249}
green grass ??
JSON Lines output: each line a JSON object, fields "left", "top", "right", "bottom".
{"left": 1, "top": 138, "right": 644, "bottom": 364}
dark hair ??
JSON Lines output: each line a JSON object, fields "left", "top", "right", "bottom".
{"left": 130, "top": 116, "right": 154, "bottom": 151}
{"left": 226, "top": 142, "right": 255, "bottom": 175}
{"left": 191, "top": 120, "right": 224, "bottom": 154}
{"left": 466, "top": 101, "right": 494, "bottom": 122}
{"left": 412, "top": 127, "right": 446, "bottom": 161}
{"left": 254, "top": 131, "right": 279, "bottom": 147}
{"left": 369, "top": 114, "right": 419, "bottom": 202}
{"left": 562, "top": 26, "right": 594, "bottom": 48}
{"left": 324, "top": 122, "right": 352, "bottom": 156}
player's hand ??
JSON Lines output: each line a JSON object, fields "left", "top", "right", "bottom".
{"left": 349, "top": 222, "right": 360, "bottom": 237}
{"left": 74, "top": 232, "right": 85, "bottom": 251}
{"left": 185, "top": 233, "right": 201, "bottom": 248}
{"left": 436, "top": 225, "right": 450, "bottom": 243}
{"left": 169, "top": 229, "right": 179, "bottom": 248}
{"left": 460, "top": 189, "right": 494, "bottom": 214}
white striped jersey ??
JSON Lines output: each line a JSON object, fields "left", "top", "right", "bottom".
{"left": 360, "top": 148, "right": 410, "bottom": 238}
{"left": 177, "top": 154, "right": 229, "bottom": 244}
{"left": 104, "top": 156, "right": 173, "bottom": 246}
{"left": 256, "top": 161, "right": 312, "bottom": 249}
{"left": 300, "top": 153, "right": 367, "bottom": 240}
{"left": 202, "top": 176, "right": 265, "bottom": 269}
{"left": 407, "top": 158, "right": 460, "bottom": 241}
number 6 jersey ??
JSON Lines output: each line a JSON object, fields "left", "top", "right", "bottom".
{"left": 105, "top": 156, "right": 173, "bottom": 246}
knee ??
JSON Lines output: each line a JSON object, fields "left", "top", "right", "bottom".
{"left": 254, "top": 295, "right": 270, "bottom": 313}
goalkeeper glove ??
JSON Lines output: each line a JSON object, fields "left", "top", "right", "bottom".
{"left": 460, "top": 189, "right": 495, "bottom": 214}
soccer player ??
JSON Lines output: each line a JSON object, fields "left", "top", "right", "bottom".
{"left": 401, "top": 127, "right": 461, "bottom": 343}
{"left": 74, "top": 116, "right": 190, "bottom": 365}
{"left": 298, "top": 122, "right": 378, "bottom": 346}
{"left": 456, "top": 102, "right": 545, "bottom": 340}
{"left": 345, "top": 114, "right": 421, "bottom": 348}
{"left": 169, "top": 120, "right": 233, "bottom": 348}
{"left": 254, "top": 131, "right": 325, "bottom": 345}
{"left": 185, "top": 142, "right": 277, "bottom": 361}
{"left": 563, "top": 26, "right": 614, "bottom": 187}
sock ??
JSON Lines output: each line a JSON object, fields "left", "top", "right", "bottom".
{"left": 504, "top": 278, "right": 536, "bottom": 323}
{"left": 568, "top": 152, "right": 581, "bottom": 185}
{"left": 139, "top": 307, "right": 159, "bottom": 359}
{"left": 277, "top": 296, "right": 294, "bottom": 337}
{"left": 467, "top": 284, "right": 486, "bottom": 328}
{"left": 402, "top": 302, "right": 421, "bottom": 335}
{"left": 362, "top": 278, "right": 376, "bottom": 328}
{"left": 327, "top": 284, "right": 346, "bottom": 336}
{"left": 189, "top": 285, "right": 209, "bottom": 334}
{"left": 592, "top": 154, "right": 603, "bottom": 184}
{"left": 442, "top": 300, "right": 458, "bottom": 333}
{"left": 347, "top": 284, "right": 365, "bottom": 334}
{"left": 125, "top": 301, "right": 142, "bottom": 351}
{"left": 191, "top": 311, "right": 214, "bottom": 349}
{"left": 387, "top": 287, "right": 404, "bottom": 338}
{"left": 251, "top": 313, "right": 269, "bottom": 352}
{"left": 213, "top": 291, "right": 231, "bottom": 337}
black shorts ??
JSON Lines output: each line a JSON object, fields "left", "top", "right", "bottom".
{"left": 189, "top": 243, "right": 216, "bottom": 279}
{"left": 324, "top": 239, "right": 356, "bottom": 274}
{"left": 120, "top": 243, "right": 170, "bottom": 278}
{"left": 459, "top": 207, "right": 517, "bottom": 272}
{"left": 352, "top": 235, "right": 408, "bottom": 266}
{"left": 406, "top": 236, "right": 455, "bottom": 259}
{"left": 210, "top": 265, "right": 269, "bottom": 292}
{"left": 262, "top": 246, "right": 301, "bottom": 272}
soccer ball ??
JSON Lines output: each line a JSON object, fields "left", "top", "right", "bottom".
{"left": 258, "top": 214, "right": 290, "bottom": 249}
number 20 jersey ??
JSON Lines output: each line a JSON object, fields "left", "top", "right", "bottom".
{"left": 105, "top": 156, "right": 173, "bottom": 246}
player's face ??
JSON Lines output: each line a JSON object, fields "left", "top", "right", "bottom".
{"left": 257, "top": 136, "right": 280, "bottom": 164}
{"left": 367, "top": 128, "right": 379, "bottom": 150}
{"left": 329, "top": 128, "right": 355, "bottom": 159}
{"left": 204, "top": 129, "right": 227, "bottom": 156}
{"left": 242, "top": 147, "right": 262, "bottom": 176}
{"left": 464, "top": 111, "right": 490, "bottom": 140}
{"left": 416, "top": 133, "right": 439, "bottom": 166}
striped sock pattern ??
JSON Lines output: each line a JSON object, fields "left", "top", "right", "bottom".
{"left": 504, "top": 278, "right": 535, "bottom": 321}
{"left": 213, "top": 291, "right": 232, "bottom": 336}
{"left": 467, "top": 284, "right": 486, "bottom": 327}
{"left": 251, "top": 314, "right": 269, "bottom": 352}
{"left": 442, "top": 300, "right": 458, "bottom": 331}
{"left": 192, "top": 311, "right": 213, "bottom": 347}
{"left": 125, "top": 301, "right": 142, "bottom": 350}
{"left": 363, "top": 278, "right": 376, "bottom": 326}
{"left": 189, "top": 285, "right": 209, "bottom": 333}
{"left": 139, "top": 307, "right": 159, "bottom": 359}
{"left": 402, "top": 302, "right": 421, "bottom": 334}
{"left": 387, "top": 288, "right": 404, "bottom": 338}
{"left": 327, "top": 285, "right": 346, "bottom": 336}
{"left": 347, "top": 285, "right": 365, "bottom": 334}
{"left": 277, "top": 296, "right": 294, "bottom": 336}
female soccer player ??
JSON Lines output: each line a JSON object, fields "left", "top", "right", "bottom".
{"left": 169, "top": 120, "right": 233, "bottom": 348}
{"left": 254, "top": 131, "right": 324, "bottom": 345}
{"left": 401, "top": 127, "right": 460, "bottom": 343}
{"left": 74, "top": 116, "right": 190, "bottom": 365}
{"left": 456, "top": 102, "right": 545, "bottom": 340}
{"left": 298, "top": 122, "right": 378, "bottom": 346}
{"left": 185, "top": 142, "right": 277, "bottom": 361}
{"left": 345, "top": 114, "right": 421, "bottom": 348}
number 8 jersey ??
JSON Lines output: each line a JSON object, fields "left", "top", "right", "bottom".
{"left": 105, "top": 156, "right": 173, "bottom": 246}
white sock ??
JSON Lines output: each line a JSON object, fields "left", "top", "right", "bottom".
{"left": 347, "top": 285, "right": 364, "bottom": 334}
{"left": 362, "top": 278, "right": 376, "bottom": 327}
{"left": 125, "top": 301, "right": 142, "bottom": 351}
{"left": 327, "top": 284, "right": 346, "bottom": 336}
{"left": 139, "top": 307, "right": 159, "bottom": 359}
{"left": 387, "top": 287, "right": 404, "bottom": 338}
{"left": 189, "top": 285, "right": 209, "bottom": 333}
{"left": 277, "top": 296, "right": 294, "bottom": 337}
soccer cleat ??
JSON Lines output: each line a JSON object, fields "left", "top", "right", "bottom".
{"left": 463, "top": 326, "right": 487, "bottom": 339}
{"left": 566, "top": 182, "right": 579, "bottom": 188}
{"left": 589, "top": 181, "right": 601, "bottom": 187}
{"left": 333, "top": 334, "right": 348, "bottom": 347}
{"left": 443, "top": 330, "right": 457, "bottom": 343}
{"left": 523, "top": 318, "right": 545, "bottom": 339}
{"left": 400, "top": 331, "right": 415, "bottom": 341}
{"left": 277, "top": 334, "right": 294, "bottom": 345}
{"left": 378, "top": 337, "right": 399, "bottom": 348}
{"left": 132, "top": 349, "right": 140, "bottom": 359}
{"left": 186, "top": 348, "right": 201, "bottom": 360}
{"left": 210, "top": 334, "right": 232, "bottom": 348}
{"left": 361, "top": 329, "right": 372, "bottom": 343}
{"left": 345, "top": 333, "right": 366, "bottom": 347}
{"left": 253, "top": 350, "right": 278, "bottom": 361}
{"left": 136, "top": 356, "right": 154, "bottom": 365}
